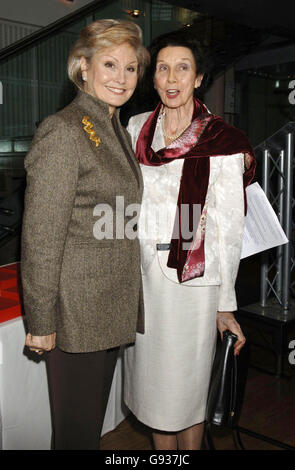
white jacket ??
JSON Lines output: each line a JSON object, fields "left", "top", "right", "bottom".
{"left": 127, "top": 111, "right": 245, "bottom": 312}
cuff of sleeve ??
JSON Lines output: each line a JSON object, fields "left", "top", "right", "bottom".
{"left": 218, "top": 285, "right": 237, "bottom": 312}
{"left": 24, "top": 314, "right": 56, "bottom": 336}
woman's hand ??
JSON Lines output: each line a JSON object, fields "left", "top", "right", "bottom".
{"left": 217, "top": 312, "right": 246, "bottom": 356}
{"left": 244, "top": 152, "right": 253, "bottom": 170}
{"left": 25, "top": 333, "right": 56, "bottom": 355}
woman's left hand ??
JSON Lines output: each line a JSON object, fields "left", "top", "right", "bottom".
{"left": 25, "top": 332, "right": 56, "bottom": 355}
{"left": 217, "top": 311, "right": 246, "bottom": 356}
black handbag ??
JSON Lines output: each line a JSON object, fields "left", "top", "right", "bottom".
{"left": 206, "top": 330, "right": 249, "bottom": 428}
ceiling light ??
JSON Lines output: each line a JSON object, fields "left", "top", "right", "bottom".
{"left": 127, "top": 9, "right": 141, "bottom": 17}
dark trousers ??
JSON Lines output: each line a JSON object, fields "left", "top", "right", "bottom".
{"left": 46, "top": 346, "right": 119, "bottom": 450}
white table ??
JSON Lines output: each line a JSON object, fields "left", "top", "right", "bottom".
{"left": 0, "top": 316, "right": 128, "bottom": 450}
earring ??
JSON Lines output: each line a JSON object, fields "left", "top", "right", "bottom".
{"left": 82, "top": 73, "right": 87, "bottom": 81}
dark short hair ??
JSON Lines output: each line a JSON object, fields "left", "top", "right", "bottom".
{"left": 122, "top": 30, "right": 210, "bottom": 117}
{"left": 149, "top": 30, "right": 208, "bottom": 78}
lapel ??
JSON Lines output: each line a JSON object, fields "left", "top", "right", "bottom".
{"left": 111, "top": 110, "right": 143, "bottom": 189}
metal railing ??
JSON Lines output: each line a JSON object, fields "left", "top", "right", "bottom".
{"left": 256, "top": 122, "right": 295, "bottom": 311}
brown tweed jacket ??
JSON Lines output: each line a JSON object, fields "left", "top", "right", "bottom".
{"left": 21, "top": 91, "right": 144, "bottom": 353}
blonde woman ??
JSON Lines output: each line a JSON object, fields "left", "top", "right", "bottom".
{"left": 21, "top": 19, "right": 149, "bottom": 450}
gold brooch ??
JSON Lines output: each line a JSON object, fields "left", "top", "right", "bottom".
{"left": 82, "top": 116, "right": 101, "bottom": 147}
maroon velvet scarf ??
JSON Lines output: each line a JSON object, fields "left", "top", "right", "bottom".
{"left": 136, "top": 98, "right": 256, "bottom": 283}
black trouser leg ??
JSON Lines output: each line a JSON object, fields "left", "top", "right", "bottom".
{"left": 46, "top": 346, "right": 119, "bottom": 450}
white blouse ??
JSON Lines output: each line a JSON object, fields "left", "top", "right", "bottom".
{"left": 127, "top": 111, "right": 245, "bottom": 312}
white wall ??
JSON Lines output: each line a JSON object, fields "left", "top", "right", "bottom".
{"left": 0, "top": 0, "right": 94, "bottom": 27}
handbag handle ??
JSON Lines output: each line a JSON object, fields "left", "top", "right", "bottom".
{"left": 206, "top": 330, "right": 238, "bottom": 426}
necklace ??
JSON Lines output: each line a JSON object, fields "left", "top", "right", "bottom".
{"left": 161, "top": 113, "right": 191, "bottom": 141}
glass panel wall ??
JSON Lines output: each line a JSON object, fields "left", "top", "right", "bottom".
{"left": 4, "top": 0, "right": 288, "bottom": 264}
{"left": 151, "top": 0, "right": 200, "bottom": 40}
{"left": 0, "top": 0, "right": 199, "bottom": 264}
{"left": 0, "top": 0, "right": 202, "bottom": 140}
{"left": 0, "top": 19, "right": 86, "bottom": 139}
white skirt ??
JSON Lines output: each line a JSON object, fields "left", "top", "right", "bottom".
{"left": 124, "top": 256, "right": 218, "bottom": 432}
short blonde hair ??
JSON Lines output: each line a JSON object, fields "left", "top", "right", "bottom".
{"left": 68, "top": 19, "right": 150, "bottom": 90}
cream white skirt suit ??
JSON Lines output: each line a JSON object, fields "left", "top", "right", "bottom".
{"left": 124, "top": 111, "right": 245, "bottom": 431}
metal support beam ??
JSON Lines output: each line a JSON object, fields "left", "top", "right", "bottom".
{"left": 256, "top": 123, "right": 295, "bottom": 312}
{"left": 282, "top": 132, "right": 294, "bottom": 310}
{"left": 260, "top": 149, "right": 269, "bottom": 307}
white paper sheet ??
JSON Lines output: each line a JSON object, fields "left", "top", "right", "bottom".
{"left": 241, "top": 182, "right": 288, "bottom": 259}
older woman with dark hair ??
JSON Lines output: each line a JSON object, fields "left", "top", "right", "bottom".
{"left": 124, "top": 31, "right": 255, "bottom": 450}
{"left": 21, "top": 19, "right": 149, "bottom": 450}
